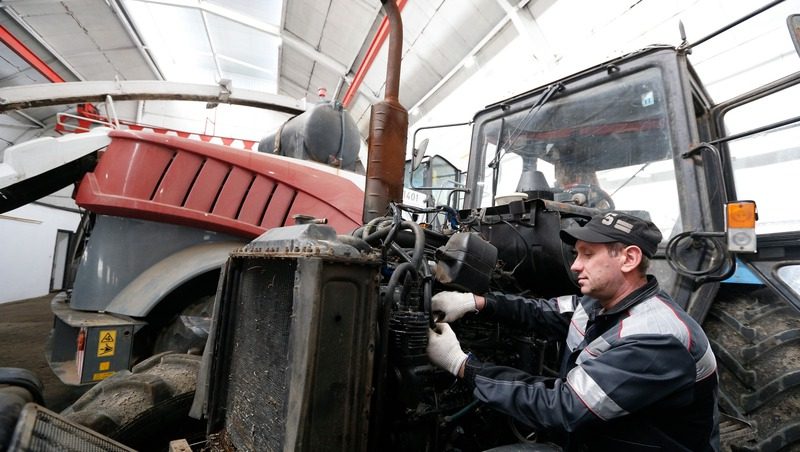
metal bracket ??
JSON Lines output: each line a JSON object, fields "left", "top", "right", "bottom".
{"left": 218, "top": 78, "right": 232, "bottom": 103}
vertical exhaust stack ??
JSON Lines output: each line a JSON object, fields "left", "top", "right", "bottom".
{"left": 363, "top": 0, "right": 408, "bottom": 223}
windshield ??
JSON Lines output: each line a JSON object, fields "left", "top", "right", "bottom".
{"left": 470, "top": 67, "right": 681, "bottom": 244}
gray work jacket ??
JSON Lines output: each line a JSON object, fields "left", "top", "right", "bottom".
{"left": 464, "top": 276, "right": 720, "bottom": 451}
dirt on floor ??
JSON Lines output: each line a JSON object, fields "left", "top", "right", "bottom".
{"left": 0, "top": 293, "right": 89, "bottom": 411}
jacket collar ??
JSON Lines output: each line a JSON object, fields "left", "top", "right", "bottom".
{"left": 604, "top": 275, "right": 659, "bottom": 315}
{"left": 582, "top": 275, "right": 660, "bottom": 319}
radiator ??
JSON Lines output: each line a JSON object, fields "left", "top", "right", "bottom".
{"left": 205, "top": 224, "right": 380, "bottom": 451}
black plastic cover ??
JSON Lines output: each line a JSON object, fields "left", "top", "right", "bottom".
{"left": 434, "top": 232, "right": 498, "bottom": 294}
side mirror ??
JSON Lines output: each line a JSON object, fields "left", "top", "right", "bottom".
{"left": 788, "top": 15, "right": 800, "bottom": 57}
{"left": 409, "top": 120, "right": 471, "bottom": 171}
{"left": 412, "top": 138, "right": 429, "bottom": 171}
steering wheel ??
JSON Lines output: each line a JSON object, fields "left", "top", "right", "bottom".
{"left": 563, "top": 183, "right": 615, "bottom": 210}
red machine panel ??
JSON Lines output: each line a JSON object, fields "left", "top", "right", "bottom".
{"left": 75, "top": 130, "right": 363, "bottom": 238}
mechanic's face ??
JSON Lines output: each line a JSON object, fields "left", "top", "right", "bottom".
{"left": 570, "top": 240, "right": 626, "bottom": 305}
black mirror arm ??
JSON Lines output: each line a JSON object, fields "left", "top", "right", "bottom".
{"left": 682, "top": 142, "right": 729, "bottom": 204}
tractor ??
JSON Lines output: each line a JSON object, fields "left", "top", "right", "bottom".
{"left": 0, "top": 95, "right": 365, "bottom": 387}
{"left": 3, "top": 1, "right": 800, "bottom": 451}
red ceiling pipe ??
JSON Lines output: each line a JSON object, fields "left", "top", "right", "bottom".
{"left": 0, "top": 25, "right": 97, "bottom": 134}
{"left": 0, "top": 24, "right": 64, "bottom": 83}
{"left": 342, "top": 0, "right": 407, "bottom": 107}
{"left": 362, "top": 0, "right": 407, "bottom": 223}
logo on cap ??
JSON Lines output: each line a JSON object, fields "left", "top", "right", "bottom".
{"left": 560, "top": 210, "right": 663, "bottom": 258}
{"left": 601, "top": 213, "right": 633, "bottom": 234}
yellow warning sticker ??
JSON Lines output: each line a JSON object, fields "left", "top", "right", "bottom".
{"left": 99, "top": 361, "right": 110, "bottom": 371}
{"left": 92, "top": 371, "right": 115, "bottom": 381}
{"left": 97, "top": 330, "right": 116, "bottom": 357}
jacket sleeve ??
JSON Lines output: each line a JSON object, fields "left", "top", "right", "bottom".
{"left": 479, "top": 292, "right": 572, "bottom": 340}
{"left": 463, "top": 334, "right": 697, "bottom": 432}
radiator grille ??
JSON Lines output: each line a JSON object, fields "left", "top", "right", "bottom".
{"left": 206, "top": 227, "right": 381, "bottom": 451}
{"left": 225, "top": 257, "right": 295, "bottom": 450}
{"left": 9, "top": 404, "right": 135, "bottom": 452}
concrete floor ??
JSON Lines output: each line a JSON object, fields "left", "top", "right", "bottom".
{"left": 0, "top": 293, "right": 89, "bottom": 412}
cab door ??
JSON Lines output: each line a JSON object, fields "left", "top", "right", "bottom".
{"left": 695, "top": 9, "right": 800, "bottom": 451}
{"left": 707, "top": 20, "right": 800, "bottom": 312}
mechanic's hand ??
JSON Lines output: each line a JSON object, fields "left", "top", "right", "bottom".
{"left": 432, "top": 291, "right": 477, "bottom": 322}
{"left": 427, "top": 323, "right": 468, "bottom": 376}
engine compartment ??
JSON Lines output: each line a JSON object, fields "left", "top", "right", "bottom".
{"left": 200, "top": 197, "right": 600, "bottom": 451}
{"left": 366, "top": 198, "right": 597, "bottom": 450}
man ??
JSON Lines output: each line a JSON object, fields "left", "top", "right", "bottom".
{"left": 426, "top": 211, "right": 719, "bottom": 451}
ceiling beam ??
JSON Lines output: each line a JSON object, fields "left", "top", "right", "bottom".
{"left": 495, "top": 0, "right": 556, "bottom": 65}
{"left": 110, "top": 0, "right": 165, "bottom": 79}
{"left": 199, "top": 8, "right": 224, "bottom": 81}
{"left": 0, "top": 6, "right": 85, "bottom": 81}
{"left": 0, "top": 24, "right": 64, "bottom": 82}
{"left": 0, "top": 80, "right": 306, "bottom": 114}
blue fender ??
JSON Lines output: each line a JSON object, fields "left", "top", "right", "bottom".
{"left": 722, "top": 258, "right": 764, "bottom": 285}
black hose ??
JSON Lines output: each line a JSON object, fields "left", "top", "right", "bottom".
{"left": 363, "top": 226, "right": 392, "bottom": 245}
{"left": 423, "top": 265, "right": 433, "bottom": 328}
{"left": 364, "top": 220, "right": 425, "bottom": 269}
{"left": 365, "top": 208, "right": 431, "bottom": 323}
{"left": 362, "top": 216, "right": 392, "bottom": 239}
{"left": 336, "top": 234, "right": 372, "bottom": 254}
{"left": 665, "top": 231, "right": 728, "bottom": 277}
{"left": 402, "top": 220, "right": 425, "bottom": 271}
{"left": 385, "top": 262, "right": 416, "bottom": 305}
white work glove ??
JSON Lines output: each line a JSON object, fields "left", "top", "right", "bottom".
{"left": 427, "top": 323, "right": 468, "bottom": 376}
{"left": 432, "top": 291, "right": 477, "bottom": 322}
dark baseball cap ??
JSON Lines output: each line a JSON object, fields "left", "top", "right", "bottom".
{"left": 560, "top": 211, "right": 663, "bottom": 257}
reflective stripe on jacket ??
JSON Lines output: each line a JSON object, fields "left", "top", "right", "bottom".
{"left": 464, "top": 276, "right": 720, "bottom": 451}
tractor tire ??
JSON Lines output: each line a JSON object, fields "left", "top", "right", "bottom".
{"left": 62, "top": 352, "right": 203, "bottom": 450}
{"left": 703, "top": 285, "right": 800, "bottom": 452}
{"left": 152, "top": 294, "right": 215, "bottom": 355}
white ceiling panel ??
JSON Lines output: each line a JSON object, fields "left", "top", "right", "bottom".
{"left": 402, "top": 0, "right": 444, "bottom": 41}
{"left": 308, "top": 61, "right": 341, "bottom": 95}
{"left": 320, "top": 1, "right": 380, "bottom": 65}
{"left": 208, "top": 0, "right": 282, "bottom": 26}
{"left": 396, "top": 52, "right": 439, "bottom": 105}
{"left": 0, "top": 0, "right": 518, "bottom": 146}
{"left": 23, "top": 17, "right": 99, "bottom": 57}
{"left": 280, "top": 47, "right": 314, "bottom": 92}
{"left": 284, "top": 0, "right": 328, "bottom": 47}
{"left": 10, "top": 0, "right": 150, "bottom": 82}
{"left": 123, "top": 2, "right": 212, "bottom": 82}
{"left": 279, "top": 75, "right": 310, "bottom": 100}
{"left": 0, "top": 47, "right": 44, "bottom": 83}
{"left": 77, "top": 48, "right": 154, "bottom": 80}
{"left": 349, "top": 94, "right": 374, "bottom": 136}
{"left": 209, "top": 18, "right": 275, "bottom": 65}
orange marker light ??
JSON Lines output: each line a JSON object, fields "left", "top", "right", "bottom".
{"left": 726, "top": 201, "right": 758, "bottom": 253}
{"left": 727, "top": 201, "right": 757, "bottom": 229}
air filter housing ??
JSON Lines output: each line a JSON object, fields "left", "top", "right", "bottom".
{"left": 434, "top": 232, "right": 498, "bottom": 294}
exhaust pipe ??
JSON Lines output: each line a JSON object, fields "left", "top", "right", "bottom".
{"left": 362, "top": 0, "right": 408, "bottom": 223}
